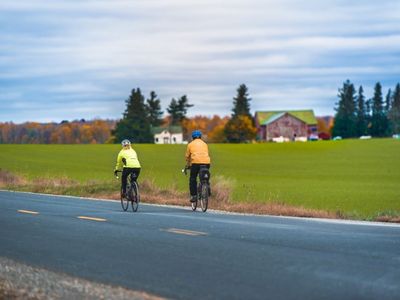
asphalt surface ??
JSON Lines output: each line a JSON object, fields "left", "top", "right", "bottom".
{"left": 1, "top": 190, "right": 400, "bottom": 300}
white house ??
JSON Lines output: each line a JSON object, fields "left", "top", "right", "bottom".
{"left": 152, "top": 126, "right": 184, "bottom": 144}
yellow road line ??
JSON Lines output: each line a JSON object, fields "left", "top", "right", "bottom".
{"left": 162, "top": 228, "right": 207, "bottom": 236}
{"left": 77, "top": 216, "right": 107, "bottom": 222}
{"left": 18, "top": 210, "right": 39, "bottom": 215}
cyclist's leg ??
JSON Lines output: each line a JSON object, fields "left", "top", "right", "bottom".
{"left": 189, "top": 164, "right": 200, "bottom": 201}
{"left": 121, "top": 168, "right": 129, "bottom": 196}
{"left": 131, "top": 168, "right": 140, "bottom": 194}
{"left": 205, "top": 164, "right": 211, "bottom": 196}
{"left": 131, "top": 168, "right": 141, "bottom": 182}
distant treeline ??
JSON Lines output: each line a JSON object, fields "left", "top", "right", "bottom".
{"left": 0, "top": 120, "right": 115, "bottom": 144}
{"left": 332, "top": 81, "right": 400, "bottom": 138}
{"left": 0, "top": 116, "right": 232, "bottom": 144}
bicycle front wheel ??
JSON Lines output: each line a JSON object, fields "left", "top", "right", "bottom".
{"left": 200, "top": 184, "right": 208, "bottom": 212}
{"left": 131, "top": 181, "right": 139, "bottom": 212}
{"left": 120, "top": 188, "right": 129, "bottom": 211}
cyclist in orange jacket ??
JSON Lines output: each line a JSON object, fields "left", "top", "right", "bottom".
{"left": 185, "top": 130, "right": 211, "bottom": 202}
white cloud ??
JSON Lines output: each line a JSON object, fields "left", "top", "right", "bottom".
{"left": 1, "top": 0, "right": 400, "bottom": 122}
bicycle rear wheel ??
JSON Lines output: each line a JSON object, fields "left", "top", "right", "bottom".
{"left": 131, "top": 181, "right": 139, "bottom": 212}
{"left": 200, "top": 183, "right": 209, "bottom": 212}
{"left": 191, "top": 183, "right": 201, "bottom": 211}
{"left": 120, "top": 187, "right": 129, "bottom": 211}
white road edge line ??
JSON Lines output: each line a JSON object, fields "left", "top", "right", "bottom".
{"left": 77, "top": 216, "right": 107, "bottom": 222}
{"left": 161, "top": 228, "right": 208, "bottom": 236}
{"left": 2, "top": 189, "right": 400, "bottom": 228}
{"left": 17, "top": 209, "right": 39, "bottom": 215}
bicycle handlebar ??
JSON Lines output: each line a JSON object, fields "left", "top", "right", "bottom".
{"left": 114, "top": 170, "right": 122, "bottom": 179}
{"left": 181, "top": 165, "right": 190, "bottom": 176}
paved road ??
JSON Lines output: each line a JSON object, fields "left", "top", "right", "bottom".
{"left": 1, "top": 190, "right": 399, "bottom": 299}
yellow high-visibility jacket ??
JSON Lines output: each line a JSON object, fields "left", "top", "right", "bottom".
{"left": 115, "top": 148, "right": 141, "bottom": 170}
{"left": 185, "top": 139, "right": 211, "bottom": 165}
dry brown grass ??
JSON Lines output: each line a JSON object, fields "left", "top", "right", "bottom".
{"left": 375, "top": 216, "right": 400, "bottom": 223}
{"left": 30, "top": 177, "right": 79, "bottom": 193}
{"left": 0, "top": 169, "right": 26, "bottom": 187}
{"left": 99, "top": 176, "right": 341, "bottom": 219}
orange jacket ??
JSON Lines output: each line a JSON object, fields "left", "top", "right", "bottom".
{"left": 185, "top": 139, "right": 211, "bottom": 165}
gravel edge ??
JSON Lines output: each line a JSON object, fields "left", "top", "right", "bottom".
{"left": 0, "top": 256, "right": 165, "bottom": 300}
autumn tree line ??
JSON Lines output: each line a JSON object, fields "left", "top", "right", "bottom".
{"left": 112, "top": 84, "right": 257, "bottom": 143}
{"left": 0, "top": 120, "right": 115, "bottom": 144}
{"left": 1, "top": 81, "right": 399, "bottom": 144}
{"left": 0, "top": 84, "right": 256, "bottom": 144}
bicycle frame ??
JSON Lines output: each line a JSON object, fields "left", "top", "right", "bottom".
{"left": 115, "top": 170, "right": 140, "bottom": 212}
{"left": 183, "top": 165, "right": 210, "bottom": 212}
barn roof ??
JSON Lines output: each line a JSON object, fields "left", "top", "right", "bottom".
{"left": 255, "top": 110, "right": 317, "bottom": 125}
{"left": 151, "top": 125, "right": 183, "bottom": 134}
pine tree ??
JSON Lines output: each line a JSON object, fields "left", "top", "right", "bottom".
{"left": 365, "top": 98, "right": 372, "bottom": 133}
{"left": 385, "top": 89, "right": 392, "bottom": 114}
{"left": 388, "top": 83, "right": 400, "bottom": 134}
{"left": 224, "top": 84, "right": 257, "bottom": 143}
{"left": 385, "top": 89, "right": 392, "bottom": 135}
{"left": 355, "top": 85, "right": 368, "bottom": 136}
{"left": 167, "top": 95, "right": 193, "bottom": 125}
{"left": 113, "top": 88, "right": 153, "bottom": 143}
{"left": 232, "top": 84, "right": 252, "bottom": 117}
{"left": 370, "top": 82, "right": 388, "bottom": 137}
{"left": 332, "top": 80, "right": 357, "bottom": 138}
{"left": 146, "top": 91, "right": 163, "bottom": 127}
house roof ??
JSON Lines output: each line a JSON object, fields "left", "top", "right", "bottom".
{"left": 151, "top": 125, "right": 183, "bottom": 134}
{"left": 255, "top": 110, "right": 317, "bottom": 125}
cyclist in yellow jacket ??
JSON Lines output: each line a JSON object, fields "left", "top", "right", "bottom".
{"left": 185, "top": 130, "right": 211, "bottom": 202}
{"left": 114, "top": 139, "right": 141, "bottom": 198}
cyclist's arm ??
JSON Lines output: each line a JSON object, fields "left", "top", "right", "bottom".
{"left": 185, "top": 145, "right": 191, "bottom": 166}
{"left": 115, "top": 152, "right": 123, "bottom": 171}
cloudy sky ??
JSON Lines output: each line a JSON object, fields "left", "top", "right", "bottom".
{"left": 1, "top": 0, "right": 400, "bottom": 123}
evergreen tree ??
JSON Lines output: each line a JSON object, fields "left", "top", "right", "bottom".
{"left": 388, "top": 83, "right": 400, "bottom": 134}
{"left": 385, "top": 89, "right": 392, "bottom": 114}
{"left": 332, "top": 80, "right": 357, "bottom": 138}
{"left": 177, "top": 95, "right": 193, "bottom": 120}
{"left": 146, "top": 91, "right": 163, "bottom": 127}
{"left": 167, "top": 95, "right": 193, "bottom": 125}
{"left": 355, "top": 85, "right": 368, "bottom": 136}
{"left": 370, "top": 82, "right": 388, "bottom": 137}
{"left": 167, "top": 98, "right": 180, "bottom": 125}
{"left": 365, "top": 98, "right": 372, "bottom": 133}
{"left": 224, "top": 84, "right": 257, "bottom": 143}
{"left": 385, "top": 89, "right": 392, "bottom": 135}
{"left": 232, "top": 84, "right": 252, "bottom": 117}
{"left": 113, "top": 88, "right": 153, "bottom": 143}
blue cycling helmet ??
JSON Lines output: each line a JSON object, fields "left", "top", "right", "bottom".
{"left": 191, "top": 130, "right": 202, "bottom": 139}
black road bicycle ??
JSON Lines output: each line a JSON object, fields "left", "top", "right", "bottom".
{"left": 183, "top": 165, "right": 211, "bottom": 212}
{"left": 115, "top": 171, "right": 140, "bottom": 212}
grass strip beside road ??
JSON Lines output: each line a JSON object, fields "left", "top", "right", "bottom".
{"left": 0, "top": 139, "right": 399, "bottom": 221}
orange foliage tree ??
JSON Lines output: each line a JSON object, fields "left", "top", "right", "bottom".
{"left": 181, "top": 115, "right": 229, "bottom": 143}
{"left": 224, "top": 115, "right": 257, "bottom": 143}
{"left": 0, "top": 120, "right": 115, "bottom": 144}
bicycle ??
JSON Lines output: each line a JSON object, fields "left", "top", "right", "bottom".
{"left": 115, "top": 171, "right": 140, "bottom": 212}
{"left": 182, "top": 165, "right": 211, "bottom": 212}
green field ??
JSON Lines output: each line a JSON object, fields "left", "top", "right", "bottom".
{"left": 0, "top": 139, "right": 399, "bottom": 219}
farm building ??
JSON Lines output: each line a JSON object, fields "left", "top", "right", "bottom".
{"left": 255, "top": 110, "right": 318, "bottom": 142}
{"left": 152, "top": 126, "right": 184, "bottom": 144}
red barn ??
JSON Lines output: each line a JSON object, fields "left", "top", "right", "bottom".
{"left": 255, "top": 110, "right": 318, "bottom": 142}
